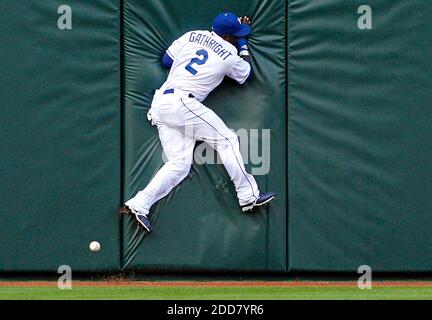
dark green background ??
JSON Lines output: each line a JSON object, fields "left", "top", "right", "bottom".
{"left": 288, "top": 0, "right": 432, "bottom": 271}
{"left": 2, "top": 0, "right": 432, "bottom": 273}
{"left": 0, "top": 1, "right": 121, "bottom": 271}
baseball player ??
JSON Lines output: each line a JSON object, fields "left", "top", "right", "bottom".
{"left": 121, "top": 12, "right": 276, "bottom": 232}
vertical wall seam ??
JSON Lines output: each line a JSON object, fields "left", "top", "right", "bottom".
{"left": 119, "top": 0, "right": 125, "bottom": 271}
{"left": 285, "top": 0, "right": 290, "bottom": 274}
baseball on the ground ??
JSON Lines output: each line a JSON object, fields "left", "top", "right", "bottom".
{"left": 89, "top": 241, "right": 101, "bottom": 252}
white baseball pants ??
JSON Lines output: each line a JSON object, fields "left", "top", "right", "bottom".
{"left": 125, "top": 89, "right": 260, "bottom": 215}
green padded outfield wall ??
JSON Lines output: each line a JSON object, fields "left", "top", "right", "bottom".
{"left": 288, "top": 0, "right": 432, "bottom": 271}
{"left": 0, "top": 1, "right": 121, "bottom": 271}
{"left": 2, "top": 0, "right": 432, "bottom": 274}
{"left": 123, "top": 0, "right": 287, "bottom": 271}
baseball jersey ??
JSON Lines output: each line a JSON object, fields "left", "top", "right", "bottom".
{"left": 160, "top": 30, "right": 251, "bottom": 102}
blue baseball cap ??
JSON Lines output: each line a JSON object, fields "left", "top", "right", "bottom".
{"left": 212, "top": 12, "right": 251, "bottom": 37}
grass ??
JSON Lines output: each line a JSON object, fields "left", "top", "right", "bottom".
{"left": 1, "top": 285, "right": 432, "bottom": 300}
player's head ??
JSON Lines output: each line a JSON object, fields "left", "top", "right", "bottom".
{"left": 212, "top": 12, "right": 251, "bottom": 43}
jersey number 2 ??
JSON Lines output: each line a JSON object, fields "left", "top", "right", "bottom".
{"left": 185, "top": 49, "right": 208, "bottom": 75}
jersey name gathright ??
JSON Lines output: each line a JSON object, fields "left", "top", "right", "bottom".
{"left": 188, "top": 32, "right": 233, "bottom": 60}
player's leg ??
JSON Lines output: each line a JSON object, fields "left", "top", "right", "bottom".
{"left": 179, "top": 96, "right": 260, "bottom": 207}
{"left": 125, "top": 124, "right": 194, "bottom": 216}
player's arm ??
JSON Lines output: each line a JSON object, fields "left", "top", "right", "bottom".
{"left": 225, "top": 16, "right": 253, "bottom": 84}
{"left": 162, "top": 52, "right": 173, "bottom": 68}
{"left": 226, "top": 55, "right": 252, "bottom": 85}
{"left": 161, "top": 32, "right": 190, "bottom": 69}
{"left": 237, "top": 16, "right": 253, "bottom": 82}
{"left": 238, "top": 16, "right": 251, "bottom": 62}
{"left": 237, "top": 39, "right": 253, "bottom": 81}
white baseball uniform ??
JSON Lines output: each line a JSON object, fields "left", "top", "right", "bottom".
{"left": 126, "top": 30, "right": 260, "bottom": 215}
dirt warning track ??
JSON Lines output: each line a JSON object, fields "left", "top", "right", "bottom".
{"left": 1, "top": 281, "right": 432, "bottom": 287}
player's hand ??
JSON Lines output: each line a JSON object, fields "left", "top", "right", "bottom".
{"left": 241, "top": 16, "right": 251, "bottom": 25}
{"left": 238, "top": 16, "right": 251, "bottom": 54}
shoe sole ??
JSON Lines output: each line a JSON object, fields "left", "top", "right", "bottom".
{"left": 242, "top": 195, "right": 276, "bottom": 212}
{"left": 133, "top": 213, "right": 152, "bottom": 233}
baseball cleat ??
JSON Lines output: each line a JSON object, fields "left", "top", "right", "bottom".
{"left": 241, "top": 192, "right": 276, "bottom": 212}
{"left": 120, "top": 204, "right": 152, "bottom": 233}
{"left": 135, "top": 213, "right": 152, "bottom": 233}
